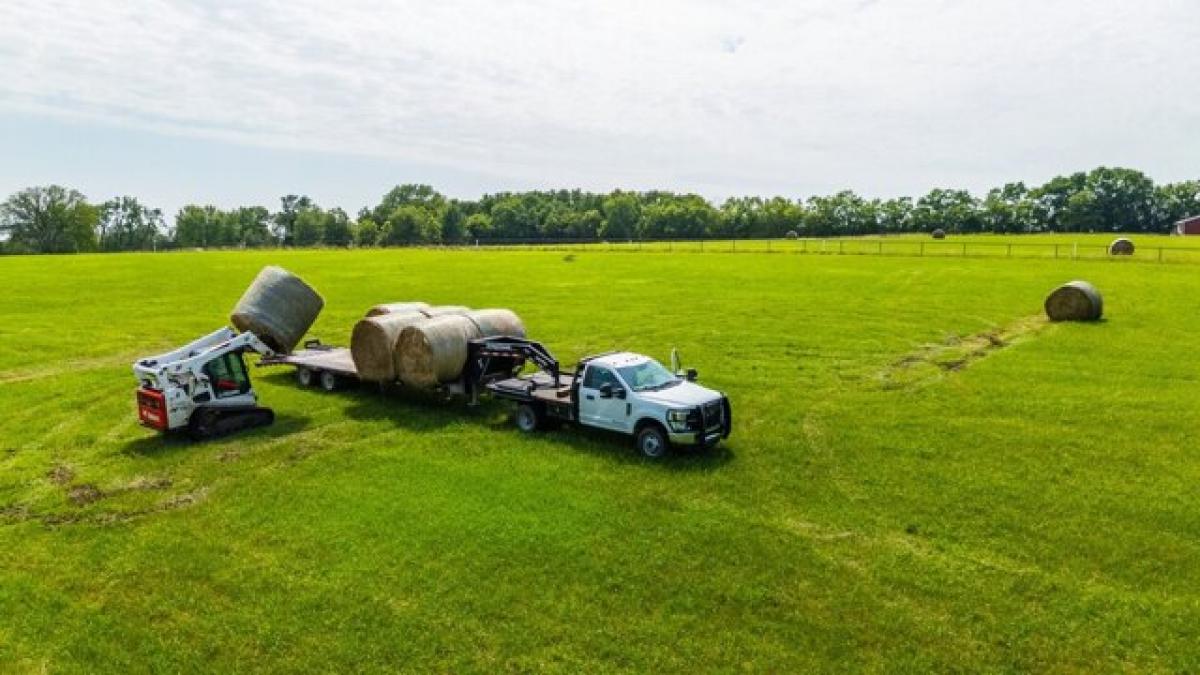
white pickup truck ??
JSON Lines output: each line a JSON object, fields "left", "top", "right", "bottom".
{"left": 487, "top": 349, "right": 732, "bottom": 458}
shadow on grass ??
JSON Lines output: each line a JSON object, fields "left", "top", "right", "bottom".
{"left": 284, "top": 373, "right": 736, "bottom": 472}
{"left": 120, "top": 412, "right": 312, "bottom": 457}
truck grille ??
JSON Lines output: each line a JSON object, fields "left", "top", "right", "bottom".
{"left": 703, "top": 400, "right": 723, "bottom": 429}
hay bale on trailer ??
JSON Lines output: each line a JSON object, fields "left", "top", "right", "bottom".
{"left": 420, "top": 305, "right": 472, "bottom": 318}
{"left": 229, "top": 266, "right": 324, "bottom": 353}
{"left": 931, "top": 229, "right": 947, "bottom": 240}
{"left": 350, "top": 312, "right": 428, "bottom": 381}
{"left": 365, "top": 301, "right": 430, "bottom": 318}
{"left": 465, "top": 309, "right": 526, "bottom": 338}
{"left": 1044, "top": 281, "right": 1103, "bottom": 322}
{"left": 1109, "top": 238, "right": 1135, "bottom": 256}
{"left": 396, "top": 315, "right": 484, "bottom": 387}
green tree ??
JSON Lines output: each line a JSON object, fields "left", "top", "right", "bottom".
{"left": 382, "top": 205, "right": 439, "bottom": 245}
{"left": 173, "top": 205, "right": 222, "bottom": 248}
{"left": 368, "top": 184, "right": 446, "bottom": 224}
{"left": 0, "top": 185, "right": 98, "bottom": 253}
{"left": 600, "top": 192, "right": 641, "bottom": 240}
{"left": 292, "top": 207, "right": 327, "bottom": 246}
{"left": 97, "top": 196, "right": 163, "bottom": 251}
{"left": 910, "top": 189, "right": 981, "bottom": 234}
{"left": 355, "top": 217, "right": 381, "bottom": 246}
{"left": 441, "top": 202, "right": 467, "bottom": 243}
{"left": 464, "top": 213, "right": 493, "bottom": 241}
{"left": 273, "top": 195, "right": 313, "bottom": 244}
{"left": 323, "top": 208, "right": 353, "bottom": 246}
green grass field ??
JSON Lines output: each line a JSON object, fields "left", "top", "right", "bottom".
{"left": 2, "top": 244, "right": 1199, "bottom": 672}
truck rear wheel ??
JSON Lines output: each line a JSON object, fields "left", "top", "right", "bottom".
{"left": 515, "top": 403, "right": 541, "bottom": 433}
{"left": 636, "top": 424, "right": 670, "bottom": 459}
{"left": 319, "top": 370, "right": 339, "bottom": 392}
{"left": 296, "top": 367, "right": 314, "bottom": 387}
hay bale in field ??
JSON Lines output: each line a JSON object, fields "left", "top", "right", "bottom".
{"left": 1109, "top": 238, "right": 1135, "bottom": 256}
{"left": 465, "top": 309, "right": 526, "bottom": 338}
{"left": 365, "top": 301, "right": 430, "bottom": 318}
{"left": 420, "top": 305, "right": 472, "bottom": 318}
{"left": 1044, "top": 281, "right": 1103, "bottom": 322}
{"left": 350, "top": 312, "right": 428, "bottom": 381}
{"left": 229, "top": 266, "right": 324, "bottom": 353}
{"left": 785, "top": 230, "right": 799, "bottom": 240}
{"left": 396, "top": 315, "right": 484, "bottom": 387}
{"left": 931, "top": 229, "right": 947, "bottom": 239}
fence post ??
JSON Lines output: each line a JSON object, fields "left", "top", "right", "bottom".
{"left": 962, "top": 242, "right": 967, "bottom": 257}
{"left": 839, "top": 240, "right": 844, "bottom": 255}
{"left": 732, "top": 239, "right": 736, "bottom": 252}
{"left": 1159, "top": 247, "right": 1164, "bottom": 263}
{"left": 919, "top": 242, "right": 924, "bottom": 256}
{"left": 1007, "top": 243, "right": 1012, "bottom": 258}
{"left": 1054, "top": 244, "right": 1059, "bottom": 259}
{"left": 767, "top": 239, "right": 771, "bottom": 253}
{"left": 700, "top": 239, "right": 704, "bottom": 252}
{"left": 1073, "top": 243, "right": 1077, "bottom": 260}
{"left": 668, "top": 240, "right": 672, "bottom": 252}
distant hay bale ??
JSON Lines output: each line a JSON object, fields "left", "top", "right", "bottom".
{"left": 1044, "top": 281, "right": 1103, "bottom": 322}
{"left": 465, "top": 309, "right": 526, "bottom": 339}
{"left": 931, "top": 229, "right": 947, "bottom": 239}
{"left": 396, "top": 315, "right": 483, "bottom": 387}
{"left": 1109, "top": 238, "right": 1135, "bottom": 256}
{"left": 365, "top": 301, "right": 430, "bottom": 318}
{"left": 229, "top": 266, "right": 324, "bottom": 353}
{"left": 350, "top": 312, "right": 428, "bottom": 381}
{"left": 785, "top": 230, "right": 799, "bottom": 240}
{"left": 420, "top": 305, "right": 472, "bottom": 318}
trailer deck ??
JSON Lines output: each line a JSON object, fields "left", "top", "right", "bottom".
{"left": 487, "top": 372, "right": 575, "bottom": 404}
{"left": 260, "top": 343, "right": 359, "bottom": 378}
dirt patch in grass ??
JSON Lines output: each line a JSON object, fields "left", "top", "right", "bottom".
{"left": 878, "top": 315, "right": 1048, "bottom": 389}
{"left": 67, "top": 483, "right": 103, "bottom": 506}
{"left": 47, "top": 464, "right": 75, "bottom": 485}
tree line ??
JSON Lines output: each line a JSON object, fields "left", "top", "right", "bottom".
{"left": 1, "top": 167, "right": 1197, "bottom": 254}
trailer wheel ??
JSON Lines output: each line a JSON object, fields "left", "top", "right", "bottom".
{"left": 296, "top": 367, "right": 314, "bottom": 387}
{"left": 319, "top": 370, "right": 339, "bottom": 392}
{"left": 636, "top": 424, "right": 670, "bottom": 459}
{"left": 515, "top": 403, "right": 541, "bottom": 433}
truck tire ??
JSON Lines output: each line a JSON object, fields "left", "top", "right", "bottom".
{"left": 296, "top": 367, "right": 314, "bottom": 387}
{"left": 636, "top": 424, "right": 670, "bottom": 459}
{"left": 515, "top": 403, "right": 541, "bottom": 433}
{"left": 319, "top": 370, "right": 339, "bottom": 392}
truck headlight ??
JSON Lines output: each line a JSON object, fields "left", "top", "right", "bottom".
{"left": 667, "top": 408, "right": 698, "bottom": 432}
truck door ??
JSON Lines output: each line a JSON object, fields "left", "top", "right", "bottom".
{"left": 578, "top": 365, "right": 629, "bottom": 431}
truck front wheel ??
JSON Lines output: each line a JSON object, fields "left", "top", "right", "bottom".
{"left": 515, "top": 403, "right": 541, "bottom": 433}
{"left": 636, "top": 424, "right": 670, "bottom": 459}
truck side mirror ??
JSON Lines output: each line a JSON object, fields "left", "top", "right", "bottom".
{"left": 686, "top": 368, "right": 698, "bottom": 381}
{"left": 599, "top": 383, "right": 613, "bottom": 399}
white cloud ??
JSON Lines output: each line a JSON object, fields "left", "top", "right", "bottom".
{"left": 0, "top": 0, "right": 1197, "bottom": 199}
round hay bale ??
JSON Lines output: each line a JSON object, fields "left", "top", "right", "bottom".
{"left": 1044, "top": 281, "right": 1103, "bottom": 322}
{"left": 396, "top": 315, "right": 483, "bottom": 387}
{"left": 350, "top": 312, "right": 427, "bottom": 381}
{"left": 465, "top": 309, "right": 526, "bottom": 339}
{"left": 931, "top": 229, "right": 947, "bottom": 240}
{"left": 229, "top": 266, "right": 324, "bottom": 353}
{"left": 1109, "top": 238, "right": 1135, "bottom": 256}
{"left": 785, "top": 230, "right": 799, "bottom": 240}
{"left": 365, "top": 301, "right": 430, "bottom": 318}
{"left": 420, "top": 305, "right": 472, "bottom": 318}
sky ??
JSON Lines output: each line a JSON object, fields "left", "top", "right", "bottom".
{"left": 1, "top": 0, "right": 1197, "bottom": 218}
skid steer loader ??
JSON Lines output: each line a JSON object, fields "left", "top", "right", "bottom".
{"left": 132, "top": 327, "right": 277, "bottom": 439}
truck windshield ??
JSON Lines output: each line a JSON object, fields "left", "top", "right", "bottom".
{"left": 616, "top": 359, "right": 679, "bottom": 392}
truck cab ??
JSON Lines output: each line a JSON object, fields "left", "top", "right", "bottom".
{"left": 572, "top": 353, "right": 731, "bottom": 456}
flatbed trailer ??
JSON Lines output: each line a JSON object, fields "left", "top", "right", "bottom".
{"left": 258, "top": 336, "right": 548, "bottom": 401}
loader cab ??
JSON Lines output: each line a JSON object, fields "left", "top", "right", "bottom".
{"left": 198, "top": 350, "right": 252, "bottom": 401}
